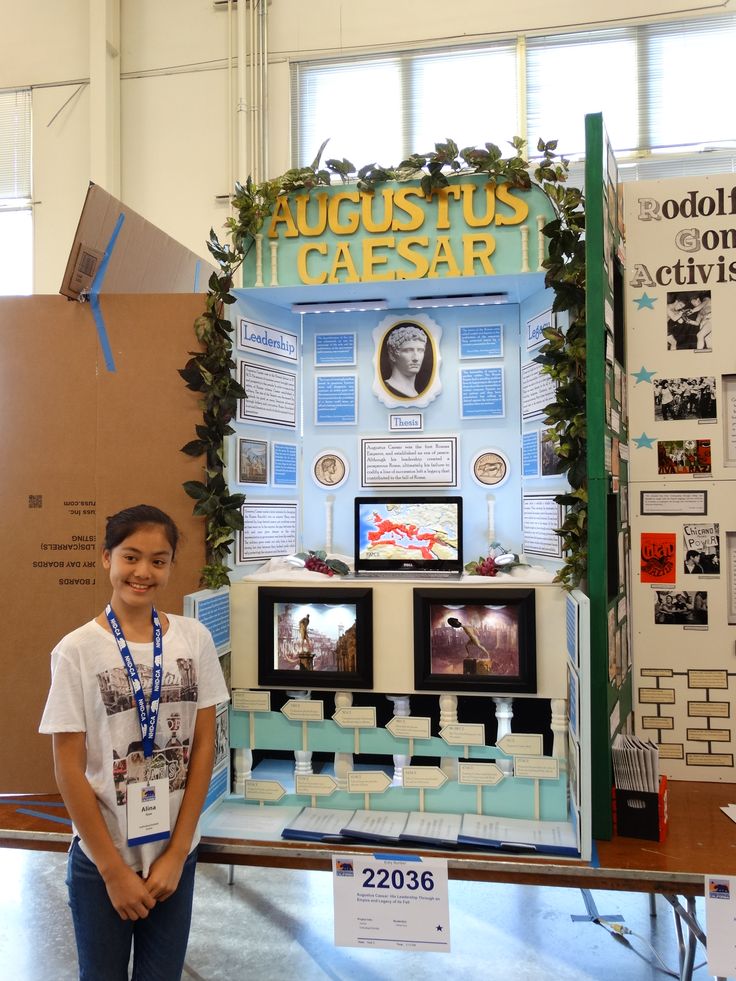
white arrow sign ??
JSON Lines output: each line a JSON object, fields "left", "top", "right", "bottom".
{"left": 281, "top": 699, "right": 324, "bottom": 722}
{"left": 439, "top": 723, "right": 485, "bottom": 747}
{"left": 232, "top": 690, "right": 271, "bottom": 712}
{"left": 514, "top": 756, "right": 560, "bottom": 780}
{"left": 347, "top": 770, "right": 393, "bottom": 794}
{"left": 402, "top": 766, "right": 448, "bottom": 790}
{"left": 496, "top": 733, "right": 544, "bottom": 757}
{"left": 295, "top": 774, "right": 338, "bottom": 797}
{"left": 386, "top": 716, "right": 432, "bottom": 740}
{"left": 458, "top": 762, "right": 505, "bottom": 786}
{"left": 244, "top": 780, "right": 286, "bottom": 803}
{"left": 332, "top": 707, "right": 377, "bottom": 728}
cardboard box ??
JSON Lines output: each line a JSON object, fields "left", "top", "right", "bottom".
{"left": 613, "top": 775, "right": 669, "bottom": 842}
{"left": 0, "top": 294, "right": 208, "bottom": 792}
{"left": 59, "top": 184, "right": 217, "bottom": 300}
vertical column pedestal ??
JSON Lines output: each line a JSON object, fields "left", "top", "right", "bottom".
{"left": 387, "top": 694, "right": 411, "bottom": 785}
{"left": 333, "top": 691, "right": 354, "bottom": 789}
{"left": 287, "top": 689, "right": 313, "bottom": 776}
{"left": 493, "top": 697, "right": 514, "bottom": 775}
{"left": 439, "top": 692, "right": 459, "bottom": 781}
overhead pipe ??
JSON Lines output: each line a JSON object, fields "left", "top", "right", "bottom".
{"left": 235, "top": 0, "right": 268, "bottom": 185}
{"left": 236, "top": 0, "right": 248, "bottom": 183}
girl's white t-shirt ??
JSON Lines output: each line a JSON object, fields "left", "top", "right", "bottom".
{"left": 39, "top": 614, "right": 229, "bottom": 875}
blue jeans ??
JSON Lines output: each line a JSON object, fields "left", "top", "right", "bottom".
{"left": 66, "top": 838, "right": 197, "bottom": 981}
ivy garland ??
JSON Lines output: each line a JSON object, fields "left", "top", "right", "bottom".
{"left": 180, "top": 137, "right": 587, "bottom": 590}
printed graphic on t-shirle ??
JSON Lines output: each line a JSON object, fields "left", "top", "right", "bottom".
{"left": 96, "top": 659, "right": 199, "bottom": 807}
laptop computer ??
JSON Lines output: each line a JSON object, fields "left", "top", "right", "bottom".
{"left": 353, "top": 496, "right": 463, "bottom": 578}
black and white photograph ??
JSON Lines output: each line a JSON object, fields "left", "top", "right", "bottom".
{"left": 372, "top": 315, "right": 442, "bottom": 409}
{"left": 683, "top": 522, "right": 720, "bottom": 575}
{"left": 654, "top": 589, "right": 708, "bottom": 626}
{"left": 653, "top": 376, "right": 716, "bottom": 421}
{"left": 666, "top": 290, "right": 712, "bottom": 351}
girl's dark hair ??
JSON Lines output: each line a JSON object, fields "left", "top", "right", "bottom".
{"left": 103, "top": 505, "right": 180, "bottom": 558}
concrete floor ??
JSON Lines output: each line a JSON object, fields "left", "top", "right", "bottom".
{"left": 0, "top": 846, "right": 706, "bottom": 980}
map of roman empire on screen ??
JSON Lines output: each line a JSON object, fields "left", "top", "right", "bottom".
{"left": 357, "top": 501, "right": 460, "bottom": 561}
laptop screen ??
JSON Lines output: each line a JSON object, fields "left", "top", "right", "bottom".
{"left": 354, "top": 496, "right": 463, "bottom": 575}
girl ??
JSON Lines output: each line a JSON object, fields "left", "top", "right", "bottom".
{"left": 39, "top": 505, "right": 228, "bottom": 980}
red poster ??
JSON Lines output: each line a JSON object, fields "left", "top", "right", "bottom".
{"left": 640, "top": 532, "right": 676, "bottom": 584}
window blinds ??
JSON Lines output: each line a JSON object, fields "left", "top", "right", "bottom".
{"left": 290, "top": 12, "right": 736, "bottom": 176}
{"left": 0, "top": 88, "right": 32, "bottom": 203}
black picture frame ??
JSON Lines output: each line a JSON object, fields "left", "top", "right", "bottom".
{"left": 413, "top": 588, "right": 537, "bottom": 693}
{"left": 257, "top": 587, "right": 373, "bottom": 689}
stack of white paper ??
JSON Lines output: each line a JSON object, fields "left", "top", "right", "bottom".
{"left": 458, "top": 813, "right": 579, "bottom": 856}
{"left": 340, "top": 809, "right": 410, "bottom": 842}
{"left": 281, "top": 807, "right": 357, "bottom": 841}
{"left": 612, "top": 734, "right": 659, "bottom": 792}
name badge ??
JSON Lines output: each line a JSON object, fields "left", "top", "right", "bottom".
{"left": 126, "top": 778, "right": 171, "bottom": 847}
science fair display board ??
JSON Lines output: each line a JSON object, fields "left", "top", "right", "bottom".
{"left": 228, "top": 175, "right": 567, "bottom": 571}
{"left": 221, "top": 171, "right": 593, "bottom": 854}
{"left": 625, "top": 171, "right": 736, "bottom": 783}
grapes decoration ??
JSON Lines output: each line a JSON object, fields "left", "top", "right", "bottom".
{"left": 294, "top": 549, "right": 350, "bottom": 577}
{"left": 464, "top": 543, "right": 525, "bottom": 577}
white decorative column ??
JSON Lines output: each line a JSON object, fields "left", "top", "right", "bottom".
{"left": 269, "top": 241, "right": 279, "bottom": 285}
{"left": 439, "top": 692, "right": 459, "bottom": 781}
{"left": 325, "top": 494, "right": 335, "bottom": 554}
{"left": 387, "top": 695, "right": 411, "bottom": 785}
{"left": 487, "top": 494, "right": 495, "bottom": 549}
{"left": 287, "top": 689, "right": 313, "bottom": 775}
{"left": 254, "top": 233, "right": 264, "bottom": 286}
{"left": 333, "top": 690, "right": 354, "bottom": 789}
{"left": 493, "top": 697, "right": 514, "bottom": 775}
{"left": 520, "top": 223, "right": 530, "bottom": 273}
{"left": 233, "top": 747, "right": 252, "bottom": 795}
{"left": 551, "top": 698, "right": 568, "bottom": 770}
{"left": 536, "top": 214, "right": 546, "bottom": 270}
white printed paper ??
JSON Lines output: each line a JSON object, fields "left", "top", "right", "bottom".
{"left": 706, "top": 875, "right": 736, "bottom": 976}
{"left": 333, "top": 854, "right": 450, "bottom": 952}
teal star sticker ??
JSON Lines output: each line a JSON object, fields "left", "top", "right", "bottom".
{"left": 634, "top": 432, "right": 655, "bottom": 449}
{"left": 634, "top": 293, "right": 656, "bottom": 310}
{"left": 631, "top": 366, "right": 656, "bottom": 384}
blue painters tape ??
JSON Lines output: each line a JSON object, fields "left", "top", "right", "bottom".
{"left": 1, "top": 799, "right": 67, "bottom": 808}
{"left": 88, "top": 212, "right": 126, "bottom": 373}
{"left": 570, "top": 914, "right": 625, "bottom": 923}
{"left": 372, "top": 853, "right": 422, "bottom": 862}
{"left": 194, "top": 259, "right": 201, "bottom": 293}
{"left": 16, "top": 807, "right": 73, "bottom": 827}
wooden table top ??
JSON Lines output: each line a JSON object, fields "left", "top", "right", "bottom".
{"left": 2, "top": 780, "right": 733, "bottom": 896}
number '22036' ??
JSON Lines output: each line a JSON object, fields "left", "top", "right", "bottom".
{"left": 361, "top": 867, "right": 435, "bottom": 891}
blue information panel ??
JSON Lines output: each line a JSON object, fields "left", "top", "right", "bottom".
{"left": 272, "top": 441, "right": 298, "bottom": 487}
{"left": 458, "top": 324, "right": 503, "bottom": 359}
{"left": 196, "top": 591, "right": 230, "bottom": 652}
{"left": 315, "top": 332, "right": 356, "bottom": 366}
{"left": 522, "top": 431, "right": 540, "bottom": 477}
{"left": 315, "top": 374, "right": 357, "bottom": 425}
{"left": 459, "top": 367, "right": 504, "bottom": 418}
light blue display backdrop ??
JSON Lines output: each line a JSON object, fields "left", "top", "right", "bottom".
{"left": 230, "top": 281, "right": 556, "bottom": 567}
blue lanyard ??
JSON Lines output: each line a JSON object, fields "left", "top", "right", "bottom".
{"left": 105, "top": 604, "right": 163, "bottom": 760}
